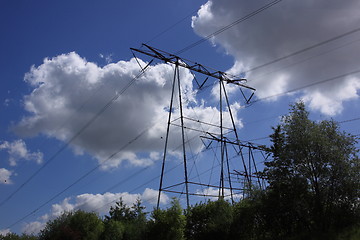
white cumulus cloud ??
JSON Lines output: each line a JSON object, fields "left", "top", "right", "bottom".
{"left": 0, "top": 139, "right": 43, "bottom": 166}
{"left": 192, "top": 0, "right": 360, "bottom": 115}
{"left": 22, "top": 221, "right": 45, "bottom": 235}
{"left": 14, "top": 52, "right": 243, "bottom": 169}
{"left": 0, "top": 168, "right": 13, "bottom": 185}
{"left": 22, "top": 188, "right": 169, "bottom": 235}
{"left": 142, "top": 187, "right": 169, "bottom": 205}
{"left": 0, "top": 228, "right": 10, "bottom": 236}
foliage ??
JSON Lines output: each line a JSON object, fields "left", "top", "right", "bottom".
{"left": 230, "top": 190, "right": 266, "bottom": 240}
{"left": 5, "top": 102, "right": 360, "bottom": 240}
{"left": 38, "top": 210, "right": 104, "bottom": 240}
{"left": 101, "top": 220, "right": 125, "bottom": 240}
{"left": 185, "top": 199, "right": 233, "bottom": 240}
{"left": 104, "top": 197, "right": 147, "bottom": 240}
{"left": 262, "top": 101, "right": 360, "bottom": 237}
{"left": 0, "top": 233, "right": 37, "bottom": 240}
{"left": 147, "top": 198, "right": 186, "bottom": 240}
{"left": 337, "top": 225, "right": 360, "bottom": 240}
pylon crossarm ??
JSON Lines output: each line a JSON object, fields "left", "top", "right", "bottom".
{"left": 187, "top": 181, "right": 243, "bottom": 191}
{"left": 161, "top": 189, "right": 220, "bottom": 198}
{"left": 130, "top": 44, "right": 256, "bottom": 92}
{"left": 200, "top": 135, "right": 267, "bottom": 151}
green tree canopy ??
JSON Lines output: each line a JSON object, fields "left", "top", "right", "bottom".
{"left": 101, "top": 219, "right": 125, "bottom": 240}
{"left": 185, "top": 199, "right": 233, "bottom": 240}
{"left": 263, "top": 101, "right": 360, "bottom": 237}
{"left": 0, "top": 233, "right": 37, "bottom": 240}
{"left": 38, "top": 210, "right": 104, "bottom": 240}
{"left": 104, "top": 198, "right": 147, "bottom": 240}
{"left": 147, "top": 198, "right": 186, "bottom": 240}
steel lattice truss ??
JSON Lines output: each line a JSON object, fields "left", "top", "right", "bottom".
{"left": 131, "top": 44, "right": 270, "bottom": 208}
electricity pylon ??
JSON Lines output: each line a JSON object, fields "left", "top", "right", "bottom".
{"left": 131, "top": 44, "right": 268, "bottom": 208}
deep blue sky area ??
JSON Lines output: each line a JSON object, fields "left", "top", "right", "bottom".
{"left": 1, "top": 0, "right": 360, "bottom": 235}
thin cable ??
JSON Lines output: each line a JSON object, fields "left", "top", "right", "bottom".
{"left": 5, "top": 127, "right": 150, "bottom": 229}
{"left": 0, "top": 65, "right": 151, "bottom": 208}
{"left": 243, "top": 116, "right": 360, "bottom": 143}
{"left": 249, "top": 68, "right": 360, "bottom": 105}
{"left": 145, "top": 10, "right": 198, "bottom": 45}
{"left": 175, "top": 0, "right": 284, "bottom": 55}
{"left": 251, "top": 37, "right": 360, "bottom": 81}
{"left": 339, "top": 117, "right": 360, "bottom": 124}
{"left": 242, "top": 27, "right": 360, "bottom": 75}
{"left": 7, "top": 117, "right": 210, "bottom": 228}
{"left": 92, "top": 162, "right": 184, "bottom": 214}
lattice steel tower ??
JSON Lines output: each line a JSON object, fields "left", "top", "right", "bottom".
{"left": 131, "top": 44, "right": 268, "bottom": 208}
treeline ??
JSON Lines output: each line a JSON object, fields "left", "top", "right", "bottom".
{"left": 2, "top": 196, "right": 359, "bottom": 240}
{"left": 2, "top": 102, "right": 360, "bottom": 240}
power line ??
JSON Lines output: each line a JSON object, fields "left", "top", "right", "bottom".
{"left": 249, "top": 68, "right": 360, "bottom": 104}
{"left": 339, "top": 117, "right": 360, "bottom": 124}
{"left": 91, "top": 162, "right": 185, "bottom": 214}
{"left": 9, "top": 113, "right": 359, "bottom": 228}
{"left": 175, "top": 0, "right": 284, "bottom": 55}
{"left": 5, "top": 127, "right": 151, "bottom": 229}
{"left": 8, "top": 6, "right": 199, "bottom": 194}
{"left": 144, "top": 9, "right": 198, "bottom": 45}
{"left": 1, "top": 2, "right": 199, "bottom": 210}
{"left": 72, "top": 133, "right": 210, "bottom": 215}
{"left": 242, "top": 116, "right": 360, "bottom": 143}
{"left": 4, "top": 114, "right": 203, "bottom": 228}
{"left": 242, "top": 26, "right": 360, "bottom": 75}
{"left": 0, "top": 65, "right": 151, "bottom": 209}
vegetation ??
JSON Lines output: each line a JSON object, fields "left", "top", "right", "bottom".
{"left": 2, "top": 102, "right": 359, "bottom": 240}
{"left": 38, "top": 210, "right": 104, "bottom": 240}
{"left": 147, "top": 198, "right": 186, "bottom": 240}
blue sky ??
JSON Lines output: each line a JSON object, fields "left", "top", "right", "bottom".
{"left": 1, "top": 0, "right": 360, "bottom": 235}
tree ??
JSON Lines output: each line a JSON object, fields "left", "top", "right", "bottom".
{"left": 263, "top": 102, "right": 360, "bottom": 237}
{"left": 147, "top": 198, "right": 186, "bottom": 240}
{"left": 101, "top": 220, "right": 125, "bottom": 240}
{"left": 185, "top": 199, "right": 233, "bottom": 240}
{"left": 230, "top": 189, "right": 267, "bottom": 240}
{"left": 0, "top": 233, "right": 38, "bottom": 240}
{"left": 39, "top": 210, "right": 104, "bottom": 240}
{"left": 105, "top": 198, "right": 147, "bottom": 240}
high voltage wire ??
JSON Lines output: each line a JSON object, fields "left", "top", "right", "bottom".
{"left": 93, "top": 150, "right": 241, "bottom": 214}
{"left": 11, "top": 127, "right": 245, "bottom": 228}
{"left": 249, "top": 68, "right": 360, "bottom": 105}
{"left": 339, "top": 117, "right": 360, "bottom": 124}
{"left": 0, "top": 66, "right": 151, "bottom": 209}
{"left": 243, "top": 117, "right": 360, "bottom": 143}
{"left": 4, "top": 118, "right": 209, "bottom": 228}
{"left": 7, "top": 67, "right": 359, "bottom": 228}
{"left": 0, "top": 93, "right": 118, "bottom": 208}
{"left": 175, "top": 0, "right": 284, "bottom": 55}
{"left": 92, "top": 162, "right": 184, "bottom": 214}
{"left": 8, "top": 113, "right": 359, "bottom": 228}
{"left": 250, "top": 37, "right": 360, "bottom": 83}
{"left": 4, "top": 5, "right": 199, "bottom": 208}
{"left": 167, "top": 1, "right": 360, "bottom": 88}
{"left": 144, "top": 1, "right": 360, "bottom": 97}
{"left": 5, "top": 127, "right": 151, "bottom": 229}
{"left": 241, "top": 26, "right": 360, "bottom": 75}
{"left": 77, "top": 133, "right": 219, "bottom": 215}
{"left": 0, "top": 0, "right": 287, "bottom": 230}
{"left": 1, "top": 1, "right": 198, "bottom": 210}
{"left": 190, "top": 25, "right": 360, "bottom": 88}
{"left": 6, "top": 0, "right": 359, "bottom": 228}
{"left": 144, "top": 9, "right": 198, "bottom": 45}
{"left": 86, "top": 0, "right": 360, "bottom": 218}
